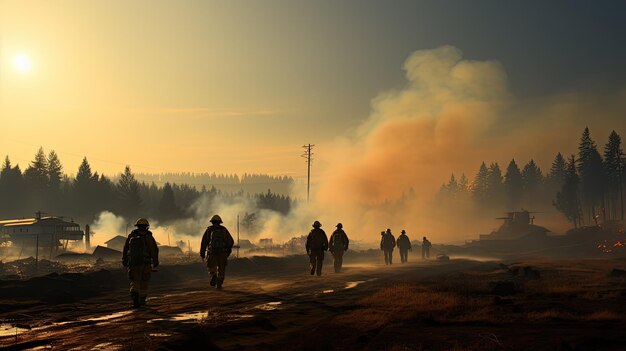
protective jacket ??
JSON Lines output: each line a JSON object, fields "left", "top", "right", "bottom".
{"left": 306, "top": 228, "right": 328, "bottom": 252}
{"left": 200, "top": 224, "right": 235, "bottom": 258}
{"left": 329, "top": 229, "right": 349, "bottom": 252}
{"left": 380, "top": 232, "right": 396, "bottom": 250}
{"left": 397, "top": 234, "right": 412, "bottom": 250}
{"left": 122, "top": 230, "right": 159, "bottom": 267}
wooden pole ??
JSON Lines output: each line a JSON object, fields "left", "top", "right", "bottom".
{"left": 237, "top": 214, "right": 240, "bottom": 258}
{"left": 35, "top": 234, "right": 39, "bottom": 268}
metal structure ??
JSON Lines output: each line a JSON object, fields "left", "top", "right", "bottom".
{"left": 479, "top": 210, "right": 549, "bottom": 241}
{"left": 0, "top": 212, "right": 84, "bottom": 249}
{"left": 302, "top": 144, "right": 315, "bottom": 203}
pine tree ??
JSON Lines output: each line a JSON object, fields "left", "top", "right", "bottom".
{"left": 24, "top": 147, "right": 48, "bottom": 192}
{"left": 158, "top": 182, "right": 180, "bottom": 221}
{"left": 444, "top": 174, "right": 459, "bottom": 198}
{"left": 486, "top": 162, "right": 504, "bottom": 208}
{"left": 73, "top": 157, "right": 99, "bottom": 217}
{"left": 555, "top": 155, "right": 581, "bottom": 227}
{"left": 45, "top": 150, "right": 64, "bottom": 213}
{"left": 547, "top": 153, "right": 567, "bottom": 191}
{"left": 603, "top": 130, "right": 622, "bottom": 219}
{"left": 522, "top": 159, "right": 543, "bottom": 208}
{"left": 118, "top": 165, "right": 142, "bottom": 220}
{"left": 577, "top": 127, "right": 606, "bottom": 223}
{"left": 471, "top": 162, "right": 489, "bottom": 205}
{"left": 75, "top": 157, "right": 94, "bottom": 186}
{"left": 0, "top": 157, "right": 25, "bottom": 216}
{"left": 47, "top": 151, "right": 63, "bottom": 190}
{"left": 504, "top": 159, "right": 523, "bottom": 210}
{"left": 458, "top": 174, "right": 469, "bottom": 193}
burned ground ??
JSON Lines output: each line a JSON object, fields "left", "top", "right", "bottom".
{"left": 1, "top": 255, "right": 626, "bottom": 350}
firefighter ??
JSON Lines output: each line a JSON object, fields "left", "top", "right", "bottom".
{"left": 397, "top": 229, "right": 412, "bottom": 263}
{"left": 200, "top": 215, "right": 235, "bottom": 290}
{"left": 422, "top": 236, "right": 432, "bottom": 259}
{"left": 329, "top": 223, "right": 349, "bottom": 273}
{"left": 122, "top": 218, "right": 159, "bottom": 308}
{"left": 306, "top": 220, "right": 328, "bottom": 276}
{"left": 380, "top": 229, "right": 396, "bottom": 265}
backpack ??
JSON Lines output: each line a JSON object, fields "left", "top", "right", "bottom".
{"left": 383, "top": 234, "right": 395, "bottom": 248}
{"left": 332, "top": 231, "right": 345, "bottom": 250}
{"left": 209, "top": 227, "right": 227, "bottom": 252}
{"left": 128, "top": 234, "right": 150, "bottom": 266}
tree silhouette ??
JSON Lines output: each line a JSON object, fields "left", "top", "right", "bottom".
{"left": 522, "top": 159, "right": 543, "bottom": 208}
{"left": 555, "top": 155, "right": 581, "bottom": 227}
{"left": 157, "top": 182, "right": 180, "bottom": 222}
{"left": 547, "top": 153, "right": 567, "bottom": 192}
{"left": 504, "top": 159, "right": 523, "bottom": 210}
{"left": 117, "top": 166, "right": 142, "bottom": 220}
{"left": 486, "top": 162, "right": 504, "bottom": 208}
{"left": 603, "top": 130, "right": 622, "bottom": 219}
{"left": 0, "top": 157, "right": 25, "bottom": 217}
{"left": 471, "top": 162, "right": 489, "bottom": 205}
{"left": 577, "top": 127, "right": 606, "bottom": 223}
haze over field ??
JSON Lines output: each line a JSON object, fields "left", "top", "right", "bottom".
{"left": 1, "top": 1, "right": 625, "bottom": 245}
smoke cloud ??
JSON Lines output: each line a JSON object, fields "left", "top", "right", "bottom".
{"left": 310, "top": 46, "right": 625, "bottom": 243}
{"left": 91, "top": 46, "right": 626, "bottom": 248}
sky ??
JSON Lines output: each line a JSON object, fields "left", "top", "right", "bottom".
{"left": 0, "top": 0, "right": 625, "bottom": 182}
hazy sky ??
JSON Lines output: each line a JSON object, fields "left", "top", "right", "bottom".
{"left": 1, "top": 0, "right": 625, "bottom": 179}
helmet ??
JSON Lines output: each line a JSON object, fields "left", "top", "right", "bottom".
{"left": 135, "top": 218, "right": 149, "bottom": 227}
{"left": 401, "top": 229, "right": 406, "bottom": 234}
{"left": 210, "top": 214, "right": 223, "bottom": 223}
{"left": 336, "top": 223, "right": 343, "bottom": 228}
{"left": 312, "top": 220, "right": 321, "bottom": 228}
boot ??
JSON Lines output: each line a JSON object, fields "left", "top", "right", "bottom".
{"left": 310, "top": 265, "right": 315, "bottom": 275}
{"left": 140, "top": 295, "right": 147, "bottom": 306}
{"left": 209, "top": 273, "right": 217, "bottom": 287}
{"left": 131, "top": 292, "right": 140, "bottom": 308}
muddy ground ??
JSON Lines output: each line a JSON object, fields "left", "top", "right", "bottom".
{"left": 1, "top": 253, "right": 626, "bottom": 351}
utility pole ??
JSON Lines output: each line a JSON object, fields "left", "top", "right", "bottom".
{"left": 302, "top": 144, "right": 315, "bottom": 203}
{"left": 237, "top": 214, "right": 240, "bottom": 258}
{"left": 35, "top": 234, "right": 39, "bottom": 269}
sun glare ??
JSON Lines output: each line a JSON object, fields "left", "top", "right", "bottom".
{"left": 13, "top": 53, "right": 32, "bottom": 73}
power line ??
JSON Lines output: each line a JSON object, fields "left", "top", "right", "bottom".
{"left": 301, "top": 144, "right": 314, "bottom": 203}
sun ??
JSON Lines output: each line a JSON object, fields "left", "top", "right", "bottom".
{"left": 13, "top": 53, "right": 33, "bottom": 73}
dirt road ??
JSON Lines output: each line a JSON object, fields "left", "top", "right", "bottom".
{"left": 0, "top": 258, "right": 490, "bottom": 350}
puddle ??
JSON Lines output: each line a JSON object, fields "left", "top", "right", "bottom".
{"left": 254, "top": 301, "right": 282, "bottom": 311}
{"left": 85, "top": 311, "right": 134, "bottom": 323}
{"left": 223, "top": 313, "right": 255, "bottom": 320}
{"left": 345, "top": 281, "right": 366, "bottom": 289}
{"left": 322, "top": 289, "right": 334, "bottom": 294}
{"left": 91, "top": 342, "right": 122, "bottom": 351}
{"left": 148, "top": 311, "right": 207, "bottom": 324}
{"left": 0, "top": 323, "right": 30, "bottom": 337}
{"left": 147, "top": 311, "right": 255, "bottom": 324}
{"left": 148, "top": 291, "right": 197, "bottom": 301}
{"left": 149, "top": 332, "right": 172, "bottom": 337}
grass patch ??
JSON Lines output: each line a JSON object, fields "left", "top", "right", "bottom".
{"left": 361, "top": 285, "right": 461, "bottom": 313}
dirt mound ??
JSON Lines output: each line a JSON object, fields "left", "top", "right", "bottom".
{"left": 0, "top": 269, "right": 126, "bottom": 308}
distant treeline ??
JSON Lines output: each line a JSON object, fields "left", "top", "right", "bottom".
{"left": 131, "top": 172, "right": 294, "bottom": 196}
{"left": 438, "top": 127, "right": 624, "bottom": 228}
{"left": 0, "top": 152, "right": 294, "bottom": 224}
